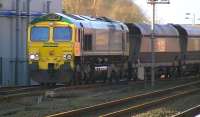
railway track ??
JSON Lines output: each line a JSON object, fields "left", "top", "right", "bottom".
{"left": 46, "top": 80, "right": 200, "bottom": 117}
{"left": 172, "top": 105, "right": 200, "bottom": 117}
{"left": 0, "top": 76, "right": 199, "bottom": 101}
{"left": 0, "top": 77, "right": 156, "bottom": 101}
{"left": 0, "top": 85, "right": 43, "bottom": 95}
{"left": 0, "top": 85, "right": 53, "bottom": 101}
{"left": 0, "top": 83, "right": 126, "bottom": 101}
{"left": 0, "top": 75, "right": 198, "bottom": 96}
{"left": 100, "top": 89, "right": 199, "bottom": 117}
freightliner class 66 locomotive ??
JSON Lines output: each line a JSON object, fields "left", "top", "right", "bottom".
{"left": 28, "top": 13, "right": 200, "bottom": 85}
{"left": 28, "top": 13, "right": 129, "bottom": 85}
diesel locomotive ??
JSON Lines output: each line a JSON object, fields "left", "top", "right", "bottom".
{"left": 28, "top": 13, "right": 200, "bottom": 85}
{"left": 28, "top": 13, "right": 129, "bottom": 85}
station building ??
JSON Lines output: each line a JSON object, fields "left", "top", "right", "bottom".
{"left": 0, "top": 0, "right": 62, "bottom": 86}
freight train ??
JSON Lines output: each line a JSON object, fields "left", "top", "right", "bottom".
{"left": 28, "top": 13, "right": 200, "bottom": 85}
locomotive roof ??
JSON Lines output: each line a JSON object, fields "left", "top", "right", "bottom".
{"left": 179, "top": 25, "right": 200, "bottom": 37}
{"left": 133, "top": 23, "right": 179, "bottom": 37}
{"left": 31, "top": 13, "right": 128, "bottom": 31}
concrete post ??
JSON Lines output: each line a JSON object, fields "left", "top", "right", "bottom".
{"left": 0, "top": 57, "right": 2, "bottom": 86}
{"left": 15, "top": 0, "right": 20, "bottom": 85}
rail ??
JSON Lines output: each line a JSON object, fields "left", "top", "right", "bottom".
{"left": 46, "top": 80, "right": 200, "bottom": 117}
{"left": 100, "top": 89, "right": 199, "bottom": 117}
{"left": 172, "top": 105, "right": 200, "bottom": 117}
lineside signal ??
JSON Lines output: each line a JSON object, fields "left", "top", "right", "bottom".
{"left": 147, "top": 0, "right": 170, "bottom": 4}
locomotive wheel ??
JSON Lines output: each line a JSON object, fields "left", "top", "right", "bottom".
{"left": 48, "top": 83, "right": 56, "bottom": 87}
{"left": 109, "top": 70, "right": 116, "bottom": 84}
{"left": 91, "top": 75, "right": 96, "bottom": 84}
{"left": 40, "top": 82, "right": 56, "bottom": 87}
{"left": 84, "top": 72, "right": 89, "bottom": 84}
{"left": 108, "top": 76, "right": 112, "bottom": 84}
{"left": 133, "top": 70, "right": 137, "bottom": 81}
{"left": 40, "top": 83, "right": 45, "bottom": 86}
{"left": 108, "top": 71, "right": 112, "bottom": 83}
{"left": 100, "top": 71, "right": 106, "bottom": 83}
{"left": 75, "top": 71, "right": 81, "bottom": 85}
{"left": 115, "top": 73, "right": 119, "bottom": 84}
{"left": 103, "top": 76, "right": 107, "bottom": 83}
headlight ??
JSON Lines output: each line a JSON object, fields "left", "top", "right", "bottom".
{"left": 29, "top": 54, "right": 39, "bottom": 60}
{"left": 64, "top": 54, "right": 72, "bottom": 61}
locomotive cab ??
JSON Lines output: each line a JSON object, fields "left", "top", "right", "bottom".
{"left": 28, "top": 14, "right": 76, "bottom": 84}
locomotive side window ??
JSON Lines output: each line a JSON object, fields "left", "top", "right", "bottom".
{"left": 53, "top": 27, "right": 72, "bottom": 41}
{"left": 31, "top": 27, "right": 49, "bottom": 41}
{"left": 83, "top": 34, "right": 92, "bottom": 51}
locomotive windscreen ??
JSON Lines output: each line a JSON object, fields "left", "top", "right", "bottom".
{"left": 53, "top": 27, "right": 72, "bottom": 41}
{"left": 31, "top": 27, "right": 49, "bottom": 41}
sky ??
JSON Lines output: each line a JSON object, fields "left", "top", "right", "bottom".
{"left": 134, "top": 0, "right": 200, "bottom": 24}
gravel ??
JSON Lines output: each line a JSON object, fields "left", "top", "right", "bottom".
{"left": 0, "top": 78, "right": 199, "bottom": 117}
{"left": 134, "top": 92, "right": 200, "bottom": 117}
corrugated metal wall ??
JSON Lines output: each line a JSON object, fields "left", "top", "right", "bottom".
{"left": 0, "top": 0, "right": 62, "bottom": 87}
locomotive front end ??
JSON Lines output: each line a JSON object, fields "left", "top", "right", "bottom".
{"left": 28, "top": 14, "right": 76, "bottom": 84}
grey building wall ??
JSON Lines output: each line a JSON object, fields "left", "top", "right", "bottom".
{"left": 0, "top": 0, "right": 62, "bottom": 12}
{"left": 0, "top": 0, "right": 62, "bottom": 87}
